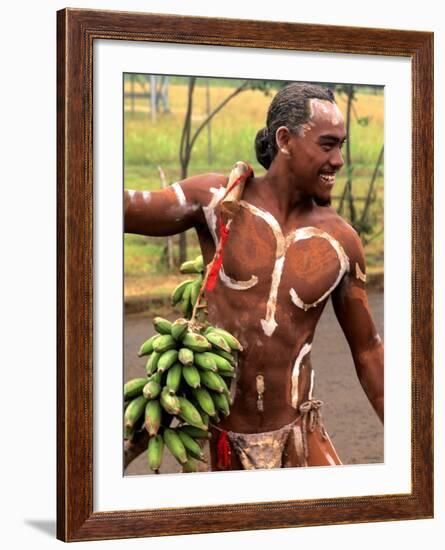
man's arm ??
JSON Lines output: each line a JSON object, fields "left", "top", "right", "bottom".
{"left": 124, "top": 173, "right": 226, "bottom": 237}
{"left": 331, "top": 226, "right": 384, "bottom": 423}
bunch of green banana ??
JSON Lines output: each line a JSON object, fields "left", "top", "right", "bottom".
{"left": 171, "top": 255, "right": 206, "bottom": 319}
{"left": 125, "top": 315, "right": 243, "bottom": 473}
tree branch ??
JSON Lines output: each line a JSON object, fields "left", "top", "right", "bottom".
{"left": 188, "top": 82, "right": 249, "bottom": 153}
{"left": 179, "top": 77, "right": 196, "bottom": 176}
{"left": 359, "top": 144, "right": 384, "bottom": 227}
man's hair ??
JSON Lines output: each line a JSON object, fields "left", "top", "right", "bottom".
{"left": 255, "top": 83, "right": 335, "bottom": 169}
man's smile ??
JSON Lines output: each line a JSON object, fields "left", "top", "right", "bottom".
{"left": 319, "top": 172, "right": 336, "bottom": 187}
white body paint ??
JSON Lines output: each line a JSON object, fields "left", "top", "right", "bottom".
{"left": 289, "top": 227, "right": 350, "bottom": 312}
{"left": 299, "top": 99, "right": 344, "bottom": 137}
{"left": 142, "top": 191, "right": 151, "bottom": 203}
{"left": 171, "top": 182, "right": 187, "bottom": 208}
{"left": 202, "top": 188, "right": 257, "bottom": 290}
{"left": 308, "top": 368, "right": 315, "bottom": 400}
{"left": 260, "top": 255, "right": 285, "bottom": 336}
{"left": 219, "top": 270, "right": 258, "bottom": 290}
{"left": 238, "top": 201, "right": 286, "bottom": 335}
{"left": 202, "top": 190, "right": 350, "bottom": 336}
{"left": 309, "top": 99, "right": 343, "bottom": 127}
{"left": 238, "top": 202, "right": 350, "bottom": 334}
{"left": 126, "top": 189, "right": 151, "bottom": 206}
{"left": 355, "top": 262, "right": 367, "bottom": 283}
{"left": 291, "top": 343, "right": 312, "bottom": 408}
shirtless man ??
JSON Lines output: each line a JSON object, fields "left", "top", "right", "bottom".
{"left": 124, "top": 83, "right": 384, "bottom": 471}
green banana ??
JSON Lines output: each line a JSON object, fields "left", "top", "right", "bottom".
{"left": 163, "top": 428, "right": 188, "bottom": 464}
{"left": 211, "top": 392, "right": 230, "bottom": 416}
{"left": 171, "top": 279, "right": 194, "bottom": 306}
{"left": 182, "top": 332, "right": 211, "bottom": 352}
{"left": 178, "top": 347, "right": 194, "bottom": 366}
{"left": 179, "top": 425, "right": 212, "bottom": 440}
{"left": 166, "top": 362, "right": 182, "bottom": 393}
{"left": 160, "top": 386, "right": 181, "bottom": 415}
{"left": 204, "top": 327, "right": 243, "bottom": 351}
{"left": 205, "top": 332, "right": 231, "bottom": 353}
{"left": 153, "top": 317, "right": 172, "bottom": 335}
{"left": 181, "top": 282, "right": 193, "bottom": 318}
{"left": 190, "top": 278, "right": 201, "bottom": 307}
{"left": 194, "top": 255, "right": 204, "bottom": 273}
{"left": 148, "top": 370, "right": 163, "bottom": 384}
{"left": 192, "top": 387, "right": 217, "bottom": 417}
{"left": 153, "top": 334, "right": 176, "bottom": 353}
{"left": 124, "top": 395, "right": 147, "bottom": 430}
{"left": 205, "top": 352, "right": 235, "bottom": 374}
{"left": 144, "top": 399, "right": 162, "bottom": 436}
{"left": 177, "top": 430, "right": 205, "bottom": 461}
{"left": 191, "top": 405, "right": 210, "bottom": 428}
{"left": 124, "top": 377, "right": 148, "bottom": 400}
{"left": 180, "top": 259, "right": 201, "bottom": 274}
{"left": 182, "top": 456, "right": 198, "bottom": 473}
{"left": 213, "top": 348, "right": 237, "bottom": 365}
{"left": 171, "top": 318, "right": 189, "bottom": 341}
{"left": 194, "top": 352, "right": 218, "bottom": 372}
{"left": 199, "top": 370, "right": 225, "bottom": 393}
{"left": 138, "top": 334, "right": 159, "bottom": 357}
{"left": 182, "top": 364, "right": 201, "bottom": 388}
{"left": 145, "top": 351, "right": 161, "bottom": 375}
{"left": 218, "top": 370, "right": 235, "bottom": 379}
{"left": 124, "top": 425, "right": 135, "bottom": 440}
{"left": 157, "top": 349, "right": 179, "bottom": 373}
{"left": 212, "top": 372, "right": 231, "bottom": 396}
{"left": 199, "top": 410, "right": 210, "bottom": 428}
{"left": 147, "top": 434, "right": 164, "bottom": 472}
{"left": 142, "top": 379, "right": 161, "bottom": 400}
{"left": 177, "top": 396, "right": 207, "bottom": 430}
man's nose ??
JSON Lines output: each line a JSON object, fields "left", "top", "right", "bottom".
{"left": 330, "top": 147, "right": 344, "bottom": 169}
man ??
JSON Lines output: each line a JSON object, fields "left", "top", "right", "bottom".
{"left": 124, "top": 83, "right": 384, "bottom": 471}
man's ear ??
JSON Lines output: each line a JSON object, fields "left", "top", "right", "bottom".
{"left": 275, "top": 126, "right": 291, "bottom": 156}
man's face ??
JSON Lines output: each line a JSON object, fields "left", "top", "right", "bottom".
{"left": 286, "top": 99, "right": 347, "bottom": 204}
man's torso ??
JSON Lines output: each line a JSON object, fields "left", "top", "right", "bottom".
{"left": 194, "top": 176, "right": 354, "bottom": 433}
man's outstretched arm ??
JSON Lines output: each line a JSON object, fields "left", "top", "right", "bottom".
{"left": 331, "top": 228, "right": 384, "bottom": 423}
{"left": 124, "top": 173, "right": 226, "bottom": 237}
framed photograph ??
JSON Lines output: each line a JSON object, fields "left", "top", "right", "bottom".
{"left": 57, "top": 8, "right": 433, "bottom": 542}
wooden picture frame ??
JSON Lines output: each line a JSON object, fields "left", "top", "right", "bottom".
{"left": 57, "top": 8, "right": 433, "bottom": 542}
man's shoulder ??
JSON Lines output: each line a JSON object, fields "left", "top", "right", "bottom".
{"left": 320, "top": 209, "right": 364, "bottom": 261}
{"left": 178, "top": 172, "right": 228, "bottom": 205}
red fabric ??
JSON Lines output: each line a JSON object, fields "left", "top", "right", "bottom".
{"left": 205, "top": 164, "right": 253, "bottom": 292}
{"left": 205, "top": 221, "right": 229, "bottom": 291}
{"left": 216, "top": 429, "right": 232, "bottom": 469}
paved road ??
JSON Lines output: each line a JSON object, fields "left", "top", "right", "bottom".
{"left": 124, "top": 291, "right": 384, "bottom": 475}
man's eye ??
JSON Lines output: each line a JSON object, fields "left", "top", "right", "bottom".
{"left": 321, "top": 144, "right": 332, "bottom": 151}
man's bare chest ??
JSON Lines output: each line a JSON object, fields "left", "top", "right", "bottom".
{"left": 206, "top": 200, "right": 350, "bottom": 335}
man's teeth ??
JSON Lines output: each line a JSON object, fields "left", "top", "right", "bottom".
{"left": 320, "top": 174, "right": 335, "bottom": 183}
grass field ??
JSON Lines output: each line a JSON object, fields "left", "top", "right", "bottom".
{"left": 124, "top": 79, "right": 384, "bottom": 300}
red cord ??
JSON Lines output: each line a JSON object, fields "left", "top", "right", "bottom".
{"left": 205, "top": 221, "right": 229, "bottom": 291}
{"left": 205, "top": 164, "right": 253, "bottom": 292}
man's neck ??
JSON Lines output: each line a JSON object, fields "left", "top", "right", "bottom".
{"left": 247, "top": 164, "right": 315, "bottom": 222}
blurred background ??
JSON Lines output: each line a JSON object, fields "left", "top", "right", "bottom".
{"left": 123, "top": 75, "right": 384, "bottom": 474}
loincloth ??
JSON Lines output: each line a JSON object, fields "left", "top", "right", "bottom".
{"left": 213, "top": 399, "right": 328, "bottom": 470}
